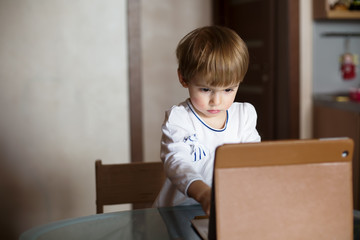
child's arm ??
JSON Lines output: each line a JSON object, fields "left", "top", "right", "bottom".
{"left": 187, "top": 180, "right": 211, "bottom": 215}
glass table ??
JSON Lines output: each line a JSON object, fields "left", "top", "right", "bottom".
{"left": 20, "top": 205, "right": 204, "bottom": 240}
{"left": 20, "top": 205, "right": 360, "bottom": 240}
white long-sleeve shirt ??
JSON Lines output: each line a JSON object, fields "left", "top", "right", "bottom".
{"left": 154, "top": 99, "right": 261, "bottom": 207}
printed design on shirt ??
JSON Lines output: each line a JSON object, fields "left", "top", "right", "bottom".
{"left": 183, "top": 134, "right": 208, "bottom": 162}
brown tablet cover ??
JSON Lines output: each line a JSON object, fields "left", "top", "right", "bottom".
{"left": 213, "top": 138, "right": 354, "bottom": 240}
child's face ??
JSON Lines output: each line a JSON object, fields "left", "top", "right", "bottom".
{"left": 180, "top": 74, "right": 239, "bottom": 127}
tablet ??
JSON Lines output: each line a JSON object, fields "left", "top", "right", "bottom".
{"left": 203, "top": 138, "right": 354, "bottom": 240}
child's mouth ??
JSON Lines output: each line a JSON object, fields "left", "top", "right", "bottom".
{"left": 207, "top": 110, "right": 220, "bottom": 114}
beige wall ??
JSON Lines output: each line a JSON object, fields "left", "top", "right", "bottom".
{"left": 0, "top": 0, "right": 129, "bottom": 238}
{"left": 141, "top": 0, "right": 212, "bottom": 163}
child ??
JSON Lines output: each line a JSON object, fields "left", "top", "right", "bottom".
{"left": 153, "top": 26, "right": 261, "bottom": 215}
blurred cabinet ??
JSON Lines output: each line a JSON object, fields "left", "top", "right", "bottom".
{"left": 313, "top": 0, "right": 360, "bottom": 19}
{"left": 313, "top": 98, "right": 360, "bottom": 210}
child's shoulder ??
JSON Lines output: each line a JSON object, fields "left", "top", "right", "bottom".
{"left": 164, "top": 100, "right": 192, "bottom": 124}
{"left": 166, "top": 100, "right": 189, "bottom": 114}
{"left": 230, "top": 102, "right": 257, "bottom": 115}
{"left": 228, "top": 102, "right": 258, "bottom": 124}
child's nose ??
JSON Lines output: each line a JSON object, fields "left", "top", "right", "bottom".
{"left": 210, "top": 92, "right": 221, "bottom": 106}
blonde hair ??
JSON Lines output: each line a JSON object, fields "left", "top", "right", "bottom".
{"left": 176, "top": 25, "right": 249, "bottom": 87}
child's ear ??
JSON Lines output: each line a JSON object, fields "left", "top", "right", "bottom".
{"left": 177, "top": 69, "right": 188, "bottom": 88}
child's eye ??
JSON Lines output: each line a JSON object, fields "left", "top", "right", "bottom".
{"left": 201, "top": 88, "right": 211, "bottom": 92}
{"left": 224, "top": 88, "right": 234, "bottom": 92}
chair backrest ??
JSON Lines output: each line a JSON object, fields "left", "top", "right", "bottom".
{"left": 95, "top": 160, "right": 165, "bottom": 214}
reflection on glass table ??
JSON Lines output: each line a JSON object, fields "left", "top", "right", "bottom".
{"left": 20, "top": 205, "right": 204, "bottom": 240}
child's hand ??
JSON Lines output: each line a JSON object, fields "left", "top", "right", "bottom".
{"left": 187, "top": 180, "right": 211, "bottom": 215}
{"left": 198, "top": 186, "right": 211, "bottom": 215}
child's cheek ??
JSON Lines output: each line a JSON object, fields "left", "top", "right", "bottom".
{"left": 191, "top": 97, "right": 206, "bottom": 110}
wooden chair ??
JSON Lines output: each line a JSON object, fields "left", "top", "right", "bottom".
{"left": 95, "top": 160, "right": 165, "bottom": 214}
